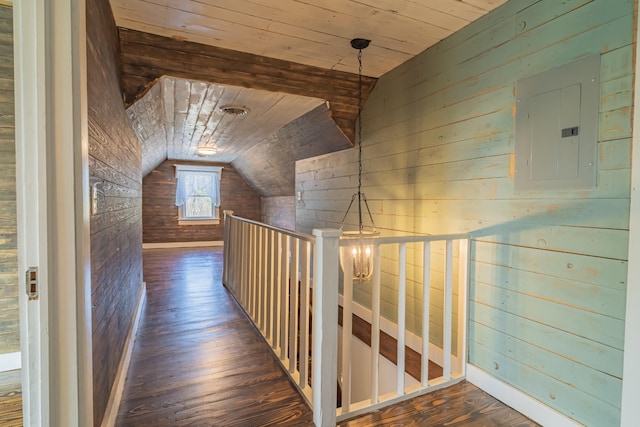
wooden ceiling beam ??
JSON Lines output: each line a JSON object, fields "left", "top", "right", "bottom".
{"left": 118, "top": 28, "right": 377, "bottom": 144}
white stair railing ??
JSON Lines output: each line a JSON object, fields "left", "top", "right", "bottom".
{"left": 223, "top": 211, "right": 470, "bottom": 427}
{"left": 336, "top": 234, "right": 470, "bottom": 422}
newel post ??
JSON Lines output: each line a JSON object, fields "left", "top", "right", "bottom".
{"left": 312, "top": 228, "right": 341, "bottom": 427}
{"left": 222, "top": 210, "right": 234, "bottom": 287}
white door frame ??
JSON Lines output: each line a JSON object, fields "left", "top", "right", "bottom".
{"left": 14, "top": 0, "right": 92, "bottom": 425}
{"left": 14, "top": 0, "right": 48, "bottom": 424}
{"left": 621, "top": 2, "right": 640, "bottom": 425}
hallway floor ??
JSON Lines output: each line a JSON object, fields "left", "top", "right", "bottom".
{"left": 116, "top": 247, "right": 539, "bottom": 427}
{"left": 116, "top": 247, "right": 313, "bottom": 426}
{"left": 0, "top": 369, "right": 22, "bottom": 427}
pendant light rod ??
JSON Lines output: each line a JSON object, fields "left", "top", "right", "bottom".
{"left": 340, "top": 38, "right": 376, "bottom": 233}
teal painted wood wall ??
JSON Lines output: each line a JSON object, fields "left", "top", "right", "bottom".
{"left": 295, "top": 0, "right": 633, "bottom": 425}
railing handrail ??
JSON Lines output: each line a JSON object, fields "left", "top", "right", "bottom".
{"left": 227, "top": 212, "right": 469, "bottom": 247}
{"left": 226, "top": 212, "right": 316, "bottom": 243}
{"left": 338, "top": 232, "right": 470, "bottom": 246}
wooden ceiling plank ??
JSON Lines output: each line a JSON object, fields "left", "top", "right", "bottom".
{"left": 404, "top": 0, "right": 490, "bottom": 21}
{"left": 199, "top": 86, "right": 242, "bottom": 147}
{"left": 262, "top": 20, "right": 419, "bottom": 63}
{"left": 461, "top": 0, "right": 508, "bottom": 13}
{"left": 161, "top": 76, "right": 174, "bottom": 159}
{"left": 156, "top": 0, "right": 274, "bottom": 31}
{"left": 171, "top": 78, "right": 191, "bottom": 156}
{"left": 181, "top": 80, "right": 209, "bottom": 156}
{"left": 256, "top": 2, "right": 451, "bottom": 51}
{"left": 190, "top": 83, "right": 224, "bottom": 149}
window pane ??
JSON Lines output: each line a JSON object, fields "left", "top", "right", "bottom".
{"left": 185, "top": 196, "right": 213, "bottom": 218}
{"left": 188, "top": 174, "right": 213, "bottom": 196}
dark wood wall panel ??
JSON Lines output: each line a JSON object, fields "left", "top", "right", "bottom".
{"left": 232, "top": 105, "right": 351, "bottom": 197}
{"left": 261, "top": 197, "right": 295, "bottom": 231}
{"left": 87, "top": 0, "right": 143, "bottom": 425}
{"left": 143, "top": 160, "right": 261, "bottom": 243}
{"left": 0, "top": 4, "right": 17, "bottom": 356}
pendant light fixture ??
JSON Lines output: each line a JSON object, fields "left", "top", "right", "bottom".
{"left": 339, "top": 38, "right": 378, "bottom": 283}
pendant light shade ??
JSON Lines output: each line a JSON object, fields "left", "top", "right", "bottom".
{"left": 339, "top": 38, "right": 378, "bottom": 283}
{"left": 340, "top": 230, "right": 377, "bottom": 282}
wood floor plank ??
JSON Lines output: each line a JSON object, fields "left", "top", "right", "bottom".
{"left": 0, "top": 369, "right": 22, "bottom": 427}
{"left": 116, "top": 247, "right": 539, "bottom": 427}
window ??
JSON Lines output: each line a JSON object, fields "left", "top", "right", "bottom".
{"left": 174, "top": 165, "right": 223, "bottom": 225}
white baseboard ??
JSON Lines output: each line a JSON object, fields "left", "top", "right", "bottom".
{"left": 466, "top": 364, "right": 581, "bottom": 427}
{"left": 101, "top": 282, "right": 147, "bottom": 427}
{"left": 142, "top": 240, "right": 223, "bottom": 249}
{"left": 0, "top": 352, "right": 21, "bottom": 372}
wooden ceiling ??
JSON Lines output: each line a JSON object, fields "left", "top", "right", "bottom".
{"left": 110, "top": 0, "right": 509, "bottom": 77}
{"left": 110, "top": 0, "right": 509, "bottom": 197}
{"left": 128, "top": 76, "right": 326, "bottom": 176}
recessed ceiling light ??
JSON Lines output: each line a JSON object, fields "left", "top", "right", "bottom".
{"left": 195, "top": 146, "right": 218, "bottom": 157}
{"left": 219, "top": 105, "right": 249, "bottom": 116}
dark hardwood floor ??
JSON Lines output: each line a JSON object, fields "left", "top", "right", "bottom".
{"left": 339, "top": 381, "right": 539, "bottom": 427}
{"left": 116, "top": 247, "right": 313, "bottom": 426}
{"left": 116, "top": 247, "right": 539, "bottom": 427}
{"left": 0, "top": 369, "right": 22, "bottom": 427}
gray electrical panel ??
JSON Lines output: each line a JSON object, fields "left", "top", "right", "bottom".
{"left": 514, "top": 54, "right": 600, "bottom": 191}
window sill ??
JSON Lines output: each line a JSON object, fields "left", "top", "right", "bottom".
{"left": 178, "top": 218, "right": 221, "bottom": 226}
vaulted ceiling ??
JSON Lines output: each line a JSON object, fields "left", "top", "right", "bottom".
{"left": 109, "top": 0, "right": 509, "bottom": 197}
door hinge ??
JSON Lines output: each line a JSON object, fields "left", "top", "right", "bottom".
{"left": 26, "top": 267, "right": 38, "bottom": 300}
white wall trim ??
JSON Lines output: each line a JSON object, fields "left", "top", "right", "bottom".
{"left": 45, "top": 0, "right": 92, "bottom": 424}
{"left": 0, "top": 352, "right": 21, "bottom": 372}
{"left": 14, "top": 0, "right": 50, "bottom": 424}
{"left": 621, "top": 5, "right": 640, "bottom": 425}
{"left": 142, "top": 241, "right": 223, "bottom": 249}
{"left": 100, "top": 283, "right": 146, "bottom": 427}
{"left": 467, "top": 364, "right": 581, "bottom": 427}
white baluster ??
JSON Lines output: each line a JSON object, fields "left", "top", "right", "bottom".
{"left": 370, "top": 245, "right": 381, "bottom": 404}
{"left": 289, "top": 238, "right": 299, "bottom": 373}
{"left": 299, "top": 240, "right": 311, "bottom": 389}
{"left": 342, "top": 249, "right": 353, "bottom": 412}
{"left": 312, "top": 229, "right": 341, "bottom": 427}
{"left": 457, "top": 239, "right": 470, "bottom": 375}
{"left": 443, "top": 239, "right": 453, "bottom": 380}
{"left": 397, "top": 243, "right": 406, "bottom": 396}
{"left": 421, "top": 241, "right": 431, "bottom": 387}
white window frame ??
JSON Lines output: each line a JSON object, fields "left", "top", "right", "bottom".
{"left": 174, "top": 164, "right": 223, "bottom": 225}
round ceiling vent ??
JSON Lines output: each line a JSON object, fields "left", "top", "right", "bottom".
{"left": 219, "top": 105, "right": 249, "bottom": 116}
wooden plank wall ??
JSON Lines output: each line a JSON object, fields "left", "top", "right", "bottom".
{"left": 295, "top": 1, "right": 633, "bottom": 425}
{"left": 142, "top": 160, "right": 261, "bottom": 243}
{"left": 261, "top": 196, "right": 295, "bottom": 230}
{"left": 87, "top": 0, "right": 144, "bottom": 425}
{"left": 0, "top": 4, "right": 17, "bottom": 357}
